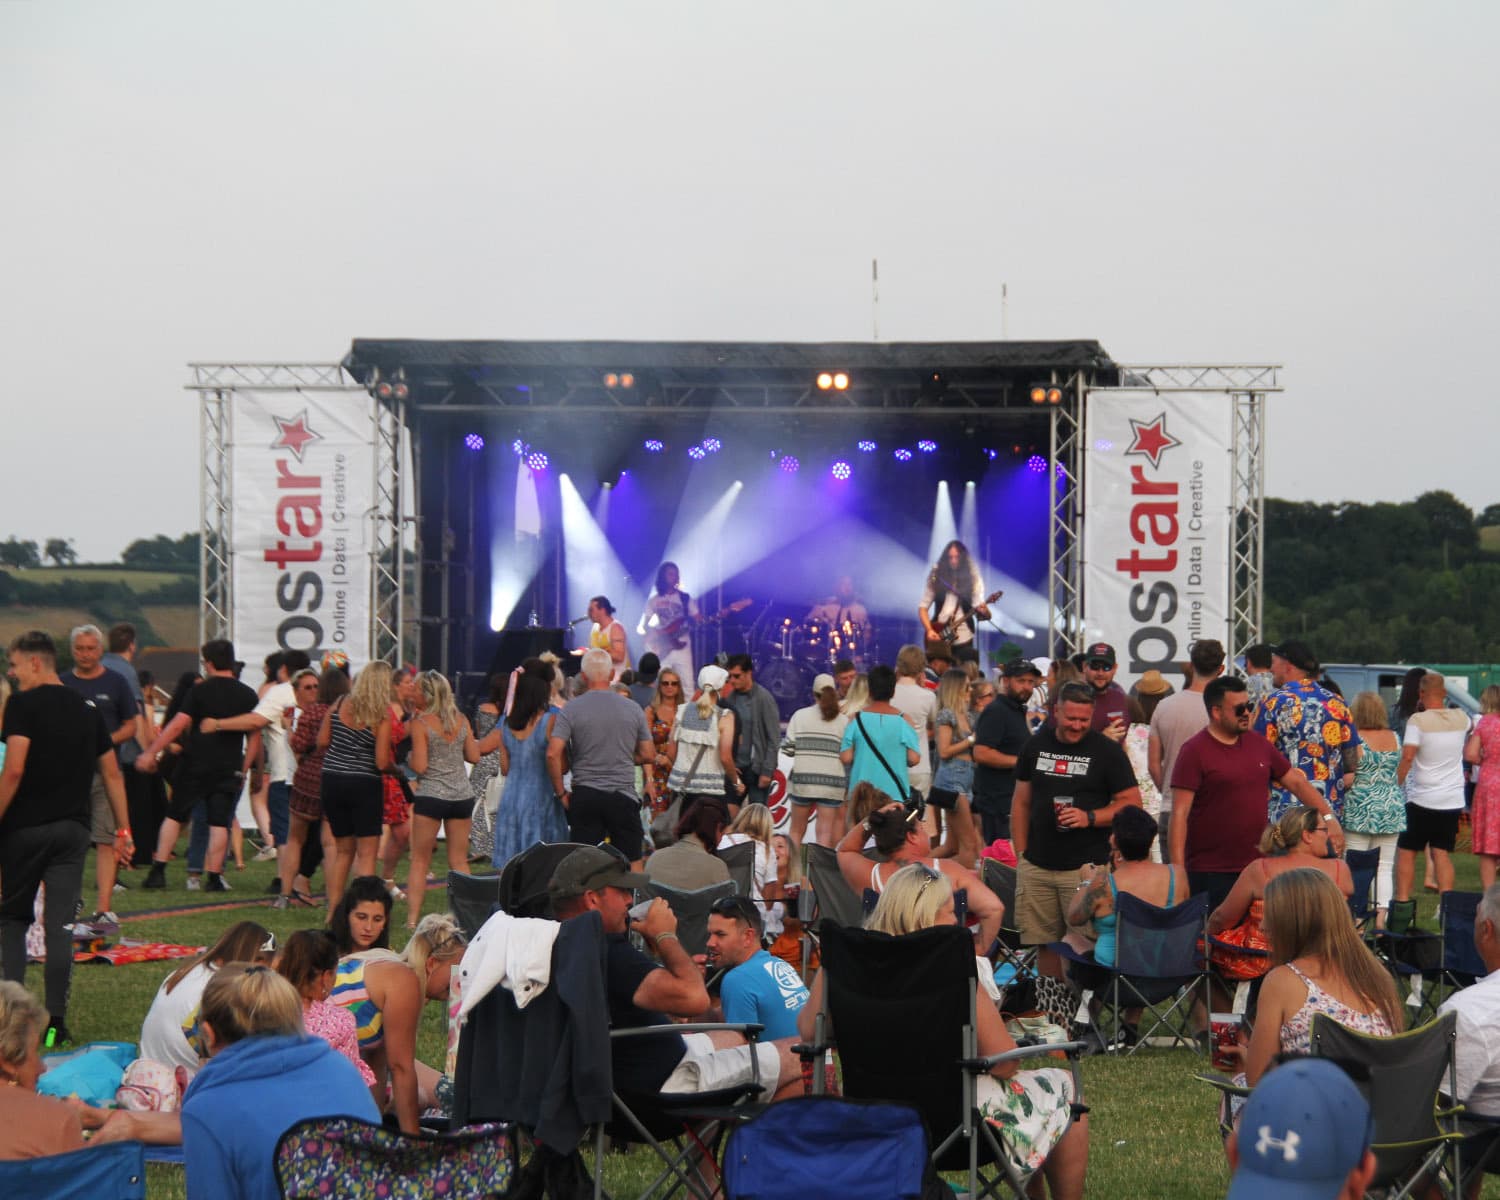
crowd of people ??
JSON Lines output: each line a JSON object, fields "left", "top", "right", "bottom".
{"left": 2, "top": 610, "right": 1499, "bottom": 1200}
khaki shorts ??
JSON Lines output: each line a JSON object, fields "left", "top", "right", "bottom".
{"left": 661, "top": 1033, "right": 780, "bottom": 1097}
{"left": 1015, "top": 857, "right": 1082, "bottom": 945}
{"left": 89, "top": 770, "right": 116, "bottom": 845}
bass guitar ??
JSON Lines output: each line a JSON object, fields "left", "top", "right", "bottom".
{"left": 659, "top": 598, "right": 753, "bottom": 650}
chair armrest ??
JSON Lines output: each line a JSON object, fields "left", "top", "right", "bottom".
{"left": 960, "top": 1041, "right": 1088, "bottom": 1071}
{"left": 792, "top": 1040, "right": 833, "bottom": 1059}
{"left": 1194, "top": 1072, "right": 1251, "bottom": 1099}
{"left": 610, "top": 1022, "right": 765, "bottom": 1041}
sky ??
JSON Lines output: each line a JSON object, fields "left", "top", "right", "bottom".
{"left": 2, "top": 0, "right": 1493, "bottom": 563}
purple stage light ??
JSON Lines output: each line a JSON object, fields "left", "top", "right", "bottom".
{"left": 526, "top": 450, "right": 549, "bottom": 471}
{"left": 917, "top": 439, "right": 937, "bottom": 453}
{"left": 702, "top": 437, "right": 722, "bottom": 453}
{"left": 893, "top": 447, "right": 913, "bottom": 462}
{"left": 644, "top": 439, "right": 664, "bottom": 452}
{"left": 463, "top": 433, "right": 485, "bottom": 451}
{"left": 983, "top": 447, "right": 998, "bottom": 460}
{"left": 1026, "top": 455, "right": 1047, "bottom": 474}
{"left": 779, "top": 455, "right": 800, "bottom": 473}
{"left": 831, "top": 461, "right": 852, "bottom": 480}
{"left": 688, "top": 446, "right": 706, "bottom": 460}
{"left": 511, "top": 438, "right": 525, "bottom": 455}
{"left": 857, "top": 439, "right": 877, "bottom": 453}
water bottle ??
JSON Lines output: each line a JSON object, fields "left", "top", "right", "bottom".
{"left": 527, "top": 609, "right": 539, "bottom": 628}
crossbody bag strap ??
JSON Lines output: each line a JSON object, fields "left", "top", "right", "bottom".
{"left": 855, "top": 712, "right": 909, "bottom": 798}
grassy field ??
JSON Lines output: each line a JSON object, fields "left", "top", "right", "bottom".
{"left": 1, "top": 566, "right": 190, "bottom": 589}
{"left": 20, "top": 845, "right": 1496, "bottom": 1198}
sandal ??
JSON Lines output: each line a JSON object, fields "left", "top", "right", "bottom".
{"left": 385, "top": 880, "right": 406, "bottom": 901}
{"left": 289, "top": 890, "right": 318, "bottom": 908}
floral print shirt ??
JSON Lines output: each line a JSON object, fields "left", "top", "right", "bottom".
{"left": 1253, "top": 679, "right": 1361, "bottom": 822}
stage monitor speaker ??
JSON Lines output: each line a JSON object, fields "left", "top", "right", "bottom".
{"left": 486, "top": 628, "right": 570, "bottom": 680}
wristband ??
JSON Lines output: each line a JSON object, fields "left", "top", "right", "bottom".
{"left": 115, "top": 827, "right": 132, "bottom": 837}
{"left": 653, "top": 932, "right": 680, "bottom": 948}
{"left": 1086, "top": 810, "right": 1096, "bottom": 828}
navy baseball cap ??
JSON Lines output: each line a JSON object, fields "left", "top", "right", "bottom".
{"left": 1227, "top": 1059, "right": 1373, "bottom": 1200}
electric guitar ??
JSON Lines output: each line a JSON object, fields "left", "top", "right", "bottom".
{"left": 659, "top": 598, "right": 753, "bottom": 650}
{"left": 938, "top": 591, "right": 1003, "bottom": 643}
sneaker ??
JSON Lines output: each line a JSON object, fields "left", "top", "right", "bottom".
{"left": 253, "top": 844, "right": 279, "bottom": 863}
{"left": 113, "top": 880, "right": 129, "bottom": 893}
{"left": 142, "top": 864, "right": 168, "bottom": 890}
{"left": 185, "top": 876, "right": 202, "bottom": 892}
{"left": 271, "top": 895, "right": 289, "bottom": 910}
{"left": 204, "top": 874, "right": 232, "bottom": 893}
{"left": 85, "top": 911, "right": 120, "bottom": 936}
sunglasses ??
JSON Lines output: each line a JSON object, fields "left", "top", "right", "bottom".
{"left": 1087, "top": 660, "right": 1112, "bottom": 670}
{"left": 710, "top": 896, "right": 760, "bottom": 922}
{"left": 912, "top": 863, "right": 941, "bottom": 899}
{"left": 1232, "top": 702, "right": 1255, "bottom": 716}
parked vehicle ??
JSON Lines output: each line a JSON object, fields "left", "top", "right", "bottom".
{"left": 1319, "top": 663, "right": 1480, "bottom": 718}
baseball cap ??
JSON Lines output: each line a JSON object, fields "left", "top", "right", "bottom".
{"left": 1001, "top": 659, "right": 1042, "bottom": 678}
{"left": 812, "top": 673, "right": 837, "bottom": 695}
{"left": 1227, "top": 1059, "right": 1373, "bottom": 1200}
{"left": 1084, "top": 642, "right": 1117, "bottom": 667}
{"left": 698, "top": 664, "right": 729, "bottom": 692}
{"left": 547, "top": 846, "right": 649, "bottom": 902}
{"left": 1271, "top": 640, "right": 1319, "bottom": 675}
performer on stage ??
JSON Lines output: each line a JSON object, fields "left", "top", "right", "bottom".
{"left": 585, "top": 595, "right": 628, "bottom": 681}
{"left": 919, "top": 540, "right": 992, "bottom": 665}
{"left": 805, "top": 574, "right": 870, "bottom": 629}
{"left": 638, "top": 562, "right": 698, "bottom": 684}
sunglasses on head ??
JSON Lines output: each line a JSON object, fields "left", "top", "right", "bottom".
{"left": 710, "top": 896, "right": 760, "bottom": 922}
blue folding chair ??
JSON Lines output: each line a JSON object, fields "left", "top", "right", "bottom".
{"left": 0, "top": 1139, "right": 146, "bottom": 1199}
{"left": 1437, "top": 890, "right": 1486, "bottom": 1005}
{"left": 1344, "top": 847, "right": 1381, "bottom": 931}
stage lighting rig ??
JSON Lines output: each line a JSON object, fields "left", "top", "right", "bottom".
{"left": 1029, "top": 384, "right": 1064, "bottom": 405}
{"left": 832, "top": 372, "right": 849, "bottom": 390}
{"left": 816, "top": 372, "right": 833, "bottom": 390}
{"left": 463, "top": 433, "right": 485, "bottom": 451}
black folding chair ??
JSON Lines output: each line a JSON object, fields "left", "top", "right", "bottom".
{"left": 1436, "top": 890, "right": 1486, "bottom": 1005}
{"left": 646, "top": 879, "right": 737, "bottom": 958}
{"left": 803, "top": 843, "right": 866, "bottom": 929}
{"left": 718, "top": 841, "right": 756, "bottom": 899}
{"left": 447, "top": 870, "right": 502, "bottom": 939}
{"left": 495, "top": 840, "right": 595, "bottom": 920}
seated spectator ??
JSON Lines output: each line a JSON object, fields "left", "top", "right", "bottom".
{"left": 797, "top": 864, "right": 1089, "bottom": 1198}
{"left": 718, "top": 802, "right": 780, "bottom": 916}
{"left": 1225, "top": 1057, "right": 1376, "bottom": 1200}
{"left": 0, "top": 980, "right": 94, "bottom": 1159}
{"left": 649, "top": 798, "right": 731, "bottom": 890}
{"left": 140, "top": 921, "right": 276, "bottom": 1073}
{"left": 398, "top": 912, "right": 470, "bottom": 1115}
{"left": 1240, "top": 869, "right": 1401, "bottom": 1086}
{"left": 547, "top": 846, "right": 800, "bottom": 1101}
{"left": 705, "top": 894, "right": 809, "bottom": 1040}
{"left": 274, "top": 929, "right": 376, "bottom": 1086}
{"left": 182, "top": 963, "right": 378, "bottom": 1200}
{"left": 1439, "top": 881, "right": 1500, "bottom": 1164}
{"left": 836, "top": 800, "right": 1004, "bottom": 953}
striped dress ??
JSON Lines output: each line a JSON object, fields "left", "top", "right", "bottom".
{"left": 786, "top": 704, "right": 849, "bottom": 805}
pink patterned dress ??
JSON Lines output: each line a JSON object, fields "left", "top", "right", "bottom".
{"left": 304, "top": 998, "right": 377, "bottom": 1086}
{"left": 1471, "top": 714, "right": 1500, "bottom": 856}
{"left": 1276, "top": 963, "right": 1393, "bottom": 1054}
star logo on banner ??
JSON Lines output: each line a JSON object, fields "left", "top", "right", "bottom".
{"left": 1124, "top": 412, "right": 1181, "bottom": 468}
{"left": 271, "top": 410, "right": 322, "bottom": 461}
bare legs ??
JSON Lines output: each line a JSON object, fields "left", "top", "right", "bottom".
{"left": 406, "top": 815, "right": 471, "bottom": 927}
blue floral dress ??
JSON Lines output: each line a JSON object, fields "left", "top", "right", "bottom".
{"left": 491, "top": 717, "right": 568, "bottom": 870}
{"left": 1343, "top": 743, "right": 1405, "bottom": 835}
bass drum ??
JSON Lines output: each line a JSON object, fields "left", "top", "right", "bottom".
{"left": 757, "top": 657, "right": 812, "bottom": 723}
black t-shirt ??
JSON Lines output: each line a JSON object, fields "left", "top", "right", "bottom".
{"left": 177, "top": 676, "right": 259, "bottom": 784}
{"left": 1014, "top": 727, "right": 1137, "bottom": 870}
{"left": 972, "top": 694, "right": 1033, "bottom": 815}
{"left": 60, "top": 667, "right": 137, "bottom": 756}
{"left": 604, "top": 933, "right": 686, "bottom": 1093}
{"left": 0, "top": 684, "right": 110, "bottom": 834}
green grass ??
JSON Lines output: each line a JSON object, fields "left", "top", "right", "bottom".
{"left": 16, "top": 839, "right": 1497, "bottom": 1197}
{"left": 2, "top": 566, "right": 191, "bottom": 590}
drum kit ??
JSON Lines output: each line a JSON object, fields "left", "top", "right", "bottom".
{"left": 748, "top": 609, "right": 878, "bottom": 720}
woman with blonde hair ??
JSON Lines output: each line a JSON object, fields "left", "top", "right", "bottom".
{"left": 404, "top": 671, "right": 481, "bottom": 926}
{"left": 839, "top": 672, "right": 870, "bottom": 717}
{"left": 1466, "top": 685, "right": 1500, "bottom": 888}
{"left": 1241, "top": 868, "right": 1401, "bottom": 1086}
{"left": 317, "top": 661, "right": 395, "bottom": 915}
{"left": 401, "top": 913, "right": 470, "bottom": 1115}
{"left": 1209, "top": 806, "right": 1353, "bottom": 941}
{"left": 1344, "top": 690, "right": 1406, "bottom": 921}
{"left": 719, "top": 803, "right": 781, "bottom": 924}
{"left": 182, "top": 964, "right": 378, "bottom": 1200}
{"left": 798, "top": 864, "right": 1090, "bottom": 1197}
{"left": 931, "top": 668, "right": 982, "bottom": 865}
{"left": 644, "top": 668, "right": 684, "bottom": 811}
{"left": 665, "top": 664, "right": 744, "bottom": 812}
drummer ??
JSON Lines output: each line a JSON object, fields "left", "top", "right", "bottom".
{"left": 805, "top": 575, "right": 870, "bottom": 631}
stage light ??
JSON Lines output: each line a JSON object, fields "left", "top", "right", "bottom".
{"left": 603, "top": 373, "right": 619, "bottom": 388}
{"left": 779, "top": 455, "right": 800, "bottom": 473}
{"left": 463, "top": 433, "right": 485, "bottom": 451}
{"left": 1094, "top": 439, "right": 1114, "bottom": 451}
{"left": 983, "top": 448, "right": 998, "bottom": 460}
{"left": 893, "top": 448, "right": 913, "bottom": 462}
{"left": 526, "top": 451, "right": 549, "bottom": 471}
{"left": 917, "top": 439, "right": 937, "bottom": 453}
{"left": 620, "top": 373, "right": 635, "bottom": 388}
{"left": 1030, "top": 383, "right": 1063, "bottom": 405}
{"left": 701, "top": 437, "right": 722, "bottom": 454}
{"left": 832, "top": 372, "right": 849, "bottom": 390}
{"left": 392, "top": 382, "right": 409, "bottom": 401}
{"left": 688, "top": 446, "right": 706, "bottom": 461}
{"left": 857, "top": 439, "right": 877, "bottom": 453}
{"left": 512, "top": 438, "right": 526, "bottom": 455}
{"left": 831, "top": 461, "right": 852, "bottom": 481}
{"left": 644, "top": 439, "right": 664, "bottom": 452}
{"left": 375, "top": 381, "right": 393, "bottom": 400}
{"left": 816, "top": 373, "right": 834, "bottom": 390}
{"left": 1027, "top": 455, "right": 1047, "bottom": 473}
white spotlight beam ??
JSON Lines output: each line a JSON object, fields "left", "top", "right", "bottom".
{"left": 559, "top": 474, "right": 642, "bottom": 637}
{"left": 960, "top": 481, "right": 978, "bottom": 550}
{"left": 489, "top": 461, "right": 545, "bottom": 629}
{"left": 926, "top": 481, "right": 958, "bottom": 567}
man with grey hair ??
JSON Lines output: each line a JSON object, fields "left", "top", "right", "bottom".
{"left": 59, "top": 623, "right": 143, "bottom": 933}
{"left": 1439, "top": 882, "right": 1500, "bottom": 1179}
{"left": 547, "top": 648, "right": 654, "bottom": 866}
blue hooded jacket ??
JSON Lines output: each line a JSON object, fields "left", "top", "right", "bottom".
{"left": 182, "top": 1033, "right": 380, "bottom": 1200}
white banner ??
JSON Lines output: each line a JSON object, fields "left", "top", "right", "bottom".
{"left": 1082, "top": 390, "right": 1234, "bottom": 689}
{"left": 229, "top": 390, "right": 375, "bottom": 673}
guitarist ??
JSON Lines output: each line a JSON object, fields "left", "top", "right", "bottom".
{"left": 918, "top": 540, "right": 992, "bottom": 665}
{"left": 638, "top": 561, "right": 698, "bottom": 684}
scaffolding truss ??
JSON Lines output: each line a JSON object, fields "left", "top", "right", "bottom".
{"left": 189, "top": 364, "right": 409, "bottom": 665}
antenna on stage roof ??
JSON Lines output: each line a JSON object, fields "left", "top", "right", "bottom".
{"left": 872, "top": 258, "right": 880, "bottom": 341}
{"left": 1002, "top": 282, "right": 1009, "bottom": 340}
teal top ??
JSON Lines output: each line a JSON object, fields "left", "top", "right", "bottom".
{"left": 1095, "top": 870, "right": 1175, "bottom": 969}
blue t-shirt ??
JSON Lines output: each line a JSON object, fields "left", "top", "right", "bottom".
{"left": 840, "top": 711, "right": 920, "bottom": 798}
{"left": 720, "top": 949, "right": 809, "bottom": 1041}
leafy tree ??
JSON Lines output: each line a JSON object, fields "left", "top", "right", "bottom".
{"left": 0, "top": 537, "right": 41, "bottom": 569}
{"left": 1477, "top": 503, "right": 1500, "bottom": 529}
{"left": 121, "top": 532, "right": 197, "bottom": 570}
{"left": 44, "top": 537, "right": 77, "bottom": 567}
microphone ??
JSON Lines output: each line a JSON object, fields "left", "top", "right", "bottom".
{"left": 567, "top": 615, "right": 591, "bottom": 627}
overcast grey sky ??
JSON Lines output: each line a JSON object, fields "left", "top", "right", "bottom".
{"left": 2, "top": 1, "right": 1492, "bottom": 562}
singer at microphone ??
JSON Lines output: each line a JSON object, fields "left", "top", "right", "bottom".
{"left": 571, "top": 594, "right": 628, "bottom": 681}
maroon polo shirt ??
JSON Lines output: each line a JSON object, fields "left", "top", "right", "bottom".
{"left": 1171, "top": 729, "right": 1291, "bottom": 873}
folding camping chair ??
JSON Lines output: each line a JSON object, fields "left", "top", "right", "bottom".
{"left": 803, "top": 920, "right": 1086, "bottom": 1200}
{"left": 448, "top": 870, "right": 503, "bottom": 939}
{"left": 646, "top": 878, "right": 737, "bottom": 958}
{"left": 275, "top": 1116, "right": 516, "bottom": 1199}
{"left": 1309, "top": 1010, "right": 1465, "bottom": 1200}
{"left": 495, "top": 840, "right": 595, "bottom": 919}
{"left": 803, "top": 843, "right": 866, "bottom": 930}
{"left": 1344, "top": 847, "right": 1381, "bottom": 933}
{"left": 0, "top": 1139, "right": 145, "bottom": 1200}
{"left": 1052, "top": 890, "right": 1210, "bottom": 1053}
{"left": 1436, "top": 890, "right": 1486, "bottom": 1006}
{"left": 981, "top": 858, "right": 1038, "bottom": 1006}
{"left": 718, "top": 841, "right": 756, "bottom": 899}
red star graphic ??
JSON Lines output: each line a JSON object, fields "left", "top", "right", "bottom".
{"left": 1124, "top": 412, "right": 1181, "bottom": 468}
{"left": 271, "top": 410, "right": 321, "bottom": 460}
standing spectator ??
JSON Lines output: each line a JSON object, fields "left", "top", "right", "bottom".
{"left": 1148, "top": 638, "right": 1225, "bottom": 854}
{"left": 1009, "top": 681, "right": 1141, "bottom": 1003}
{"left": 102, "top": 622, "right": 157, "bottom": 867}
{"left": 1240, "top": 642, "right": 1276, "bottom": 710}
{"left": 1253, "top": 640, "right": 1360, "bottom": 823}
{"left": 404, "top": 671, "right": 481, "bottom": 926}
{"left": 312, "top": 661, "right": 394, "bottom": 913}
{"left": 59, "top": 623, "right": 143, "bottom": 932}
{"left": 839, "top": 665, "right": 919, "bottom": 802}
{"left": 832, "top": 659, "right": 857, "bottom": 701}
{"left": 247, "top": 652, "right": 285, "bottom": 858}
{"left": 664, "top": 664, "right": 741, "bottom": 816}
{"left": 1128, "top": 669, "right": 1174, "bottom": 708}
{"left": 785, "top": 673, "right": 848, "bottom": 847}
{"left": 1080, "top": 642, "right": 1131, "bottom": 736}
{"left": 0, "top": 631, "right": 132, "bottom": 1045}
{"left": 720, "top": 654, "right": 779, "bottom": 810}
{"left": 548, "top": 648, "right": 654, "bottom": 866}
{"left": 1394, "top": 672, "right": 1469, "bottom": 900}
{"left": 628, "top": 653, "right": 661, "bottom": 709}
{"left": 139, "top": 640, "right": 259, "bottom": 894}
{"left": 465, "top": 673, "right": 506, "bottom": 863}
{"left": 1467, "top": 686, "right": 1500, "bottom": 889}
{"left": 281, "top": 666, "right": 347, "bottom": 906}
{"left": 1170, "top": 677, "right": 1331, "bottom": 912}
{"left": 972, "top": 660, "right": 1041, "bottom": 846}
{"left": 891, "top": 644, "right": 938, "bottom": 797}
{"left": 1343, "top": 691, "right": 1407, "bottom": 924}
{"left": 488, "top": 674, "right": 565, "bottom": 869}
{"left": 1388, "top": 667, "right": 1426, "bottom": 741}
{"left": 643, "top": 666, "right": 684, "bottom": 811}
{"left": 930, "top": 667, "right": 981, "bottom": 865}
{"left": 921, "top": 640, "right": 954, "bottom": 690}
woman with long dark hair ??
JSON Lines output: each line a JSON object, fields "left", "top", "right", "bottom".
{"left": 139, "top": 920, "right": 276, "bottom": 1071}
{"left": 489, "top": 673, "right": 566, "bottom": 869}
